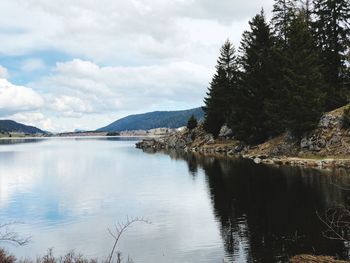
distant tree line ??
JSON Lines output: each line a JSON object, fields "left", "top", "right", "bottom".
{"left": 203, "top": 0, "right": 350, "bottom": 144}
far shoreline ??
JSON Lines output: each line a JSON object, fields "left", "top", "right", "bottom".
{"left": 0, "top": 134, "right": 161, "bottom": 140}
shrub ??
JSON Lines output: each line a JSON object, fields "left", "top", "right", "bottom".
{"left": 0, "top": 249, "right": 16, "bottom": 263}
{"left": 187, "top": 115, "right": 198, "bottom": 130}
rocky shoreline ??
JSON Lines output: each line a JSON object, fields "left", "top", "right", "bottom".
{"left": 135, "top": 136, "right": 350, "bottom": 170}
{"left": 136, "top": 106, "right": 350, "bottom": 170}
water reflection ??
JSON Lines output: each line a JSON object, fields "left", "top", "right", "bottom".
{"left": 0, "top": 138, "right": 45, "bottom": 145}
{"left": 0, "top": 138, "right": 224, "bottom": 262}
{"left": 1, "top": 139, "right": 349, "bottom": 262}
{"left": 147, "top": 149, "right": 350, "bottom": 262}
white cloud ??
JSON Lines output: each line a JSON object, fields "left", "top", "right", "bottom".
{"left": 0, "top": 0, "right": 273, "bottom": 63}
{"left": 0, "top": 78, "right": 44, "bottom": 115}
{"left": 0, "top": 66, "right": 9, "bottom": 78}
{"left": 34, "top": 59, "right": 212, "bottom": 119}
{"left": 0, "top": 0, "right": 275, "bottom": 131}
{"left": 8, "top": 111, "right": 53, "bottom": 131}
{"left": 21, "top": 58, "right": 46, "bottom": 72}
{"left": 50, "top": 95, "right": 93, "bottom": 117}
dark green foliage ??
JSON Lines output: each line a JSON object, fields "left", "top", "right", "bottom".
{"left": 228, "top": 11, "right": 275, "bottom": 144}
{"left": 266, "top": 12, "right": 326, "bottom": 137}
{"left": 203, "top": 67, "right": 230, "bottom": 137}
{"left": 312, "top": 0, "right": 350, "bottom": 110}
{"left": 263, "top": 46, "right": 289, "bottom": 136}
{"left": 97, "top": 108, "right": 204, "bottom": 132}
{"left": 278, "top": 12, "right": 325, "bottom": 136}
{"left": 187, "top": 114, "right": 198, "bottom": 130}
{"left": 271, "top": 0, "right": 297, "bottom": 42}
{"left": 203, "top": 40, "right": 239, "bottom": 137}
{"left": 201, "top": 0, "right": 348, "bottom": 144}
{"left": 0, "top": 120, "right": 45, "bottom": 134}
{"left": 342, "top": 106, "right": 350, "bottom": 128}
{"left": 106, "top": 132, "right": 120, "bottom": 136}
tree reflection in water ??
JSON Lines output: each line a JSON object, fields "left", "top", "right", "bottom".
{"left": 142, "top": 148, "right": 350, "bottom": 262}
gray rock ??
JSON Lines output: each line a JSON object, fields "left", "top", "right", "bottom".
{"left": 318, "top": 138, "right": 326, "bottom": 147}
{"left": 319, "top": 114, "right": 338, "bottom": 128}
{"left": 215, "top": 147, "right": 224, "bottom": 152}
{"left": 233, "top": 144, "right": 244, "bottom": 153}
{"left": 254, "top": 157, "right": 262, "bottom": 164}
{"left": 328, "top": 135, "right": 341, "bottom": 146}
{"left": 219, "top": 125, "right": 233, "bottom": 137}
{"left": 205, "top": 134, "right": 215, "bottom": 144}
{"left": 301, "top": 134, "right": 325, "bottom": 152}
{"left": 300, "top": 137, "right": 308, "bottom": 148}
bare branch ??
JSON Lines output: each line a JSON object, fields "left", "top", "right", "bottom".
{"left": 0, "top": 222, "right": 31, "bottom": 246}
{"left": 107, "top": 216, "right": 151, "bottom": 263}
{"left": 329, "top": 176, "right": 350, "bottom": 191}
{"left": 316, "top": 209, "right": 350, "bottom": 242}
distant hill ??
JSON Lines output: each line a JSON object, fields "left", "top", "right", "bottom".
{"left": 97, "top": 107, "right": 204, "bottom": 132}
{"left": 0, "top": 120, "right": 46, "bottom": 134}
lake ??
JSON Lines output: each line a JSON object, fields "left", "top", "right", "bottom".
{"left": 0, "top": 137, "right": 349, "bottom": 262}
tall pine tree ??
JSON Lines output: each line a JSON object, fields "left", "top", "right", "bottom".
{"left": 263, "top": 44, "right": 289, "bottom": 136}
{"left": 228, "top": 10, "right": 275, "bottom": 144}
{"left": 203, "top": 67, "right": 229, "bottom": 137}
{"left": 267, "top": 0, "right": 298, "bottom": 135}
{"left": 271, "top": 0, "right": 297, "bottom": 43}
{"left": 278, "top": 12, "right": 325, "bottom": 136}
{"left": 300, "top": 0, "right": 313, "bottom": 23}
{"left": 313, "top": 0, "right": 350, "bottom": 109}
{"left": 203, "top": 40, "right": 239, "bottom": 137}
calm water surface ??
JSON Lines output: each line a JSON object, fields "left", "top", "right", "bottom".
{"left": 0, "top": 137, "right": 349, "bottom": 262}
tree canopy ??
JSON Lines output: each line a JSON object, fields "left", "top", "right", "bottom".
{"left": 202, "top": 0, "right": 349, "bottom": 144}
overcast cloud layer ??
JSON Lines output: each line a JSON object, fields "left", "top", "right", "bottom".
{"left": 0, "top": 0, "right": 273, "bottom": 131}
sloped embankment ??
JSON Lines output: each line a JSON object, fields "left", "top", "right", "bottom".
{"left": 136, "top": 105, "right": 350, "bottom": 169}
{"left": 244, "top": 106, "right": 350, "bottom": 168}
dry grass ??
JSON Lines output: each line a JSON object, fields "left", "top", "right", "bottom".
{"left": 0, "top": 248, "right": 101, "bottom": 263}
{"left": 0, "top": 249, "right": 16, "bottom": 263}
{"left": 290, "top": 254, "right": 349, "bottom": 263}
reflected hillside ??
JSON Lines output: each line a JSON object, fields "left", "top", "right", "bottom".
{"left": 0, "top": 138, "right": 46, "bottom": 146}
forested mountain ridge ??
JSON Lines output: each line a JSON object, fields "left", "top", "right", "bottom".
{"left": 97, "top": 108, "right": 204, "bottom": 132}
{"left": 0, "top": 120, "right": 46, "bottom": 134}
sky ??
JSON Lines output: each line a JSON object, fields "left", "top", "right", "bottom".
{"left": 0, "top": 0, "right": 274, "bottom": 132}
